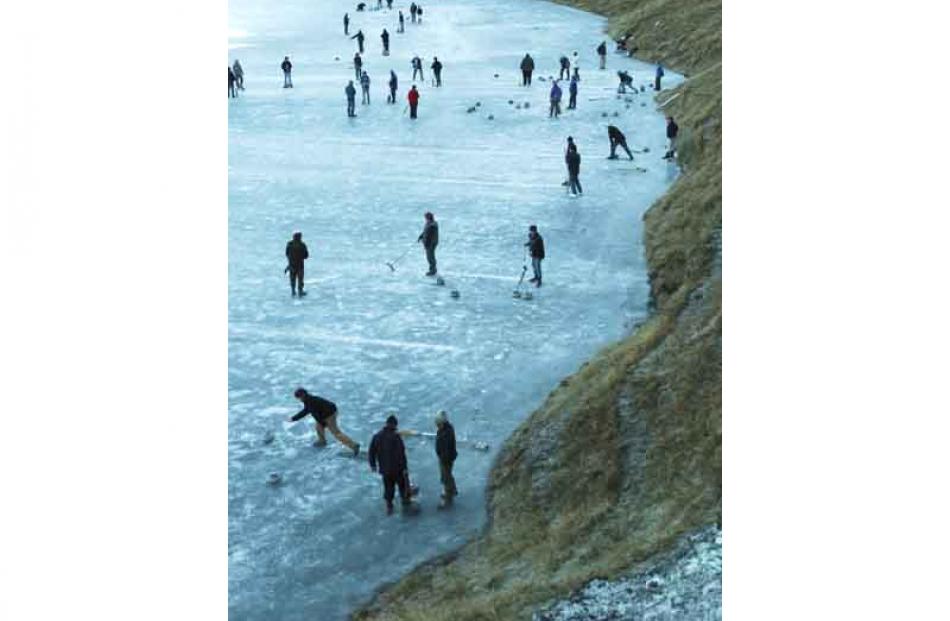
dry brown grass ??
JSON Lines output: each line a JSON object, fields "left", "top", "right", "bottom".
{"left": 352, "top": 1, "right": 722, "bottom": 618}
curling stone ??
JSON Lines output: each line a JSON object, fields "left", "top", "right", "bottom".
{"left": 487, "top": 114, "right": 494, "bottom": 120}
{"left": 450, "top": 289, "right": 460, "bottom": 298}
{"left": 613, "top": 111, "right": 619, "bottom": 117}
{"left": 508, "top": 99, "right": 514, "bottom": 105}
{"left": 494, "top": 73, "right": 499, "bottom": 78}
{"left": 262, "top": 430, "right": 276, "bottom": 445}
{"left": 512, "top": 290, "right": 522, "bottom": 298}
{"left": 523, "top": 102, "right": 530, "bottom": 108}
{"left": 467, "top": 106, "right": 477, "bottom": 113}
{"left": 267, "top": 472, "right": 282, "bottom": 486}
{"left": 523, "top": 292, "right": 534, "bottom": 300}
{"left": 476, "top": 102, "right": 481, "bottom": 107}
{"left": 436, "top": 276, "right": 445, "bottom": 286}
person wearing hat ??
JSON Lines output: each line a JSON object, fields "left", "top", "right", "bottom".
{"left": 285, "top": 231, "right": 309, "bottom": 296}
{"left": 524, "top": 225, "right": 545, "bottom": 287}
{"left": 369, "top": 415, "right": 411, "bottom": 514}
{"left": 289, "top": 388, "right": 360, "bottom": 456}
{"left": 434, "top": 411, "right": 458, "bottom": 508}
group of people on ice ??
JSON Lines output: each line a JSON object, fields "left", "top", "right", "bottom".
{"left": 289, "top": 388, "right": 458, "bottom": 514}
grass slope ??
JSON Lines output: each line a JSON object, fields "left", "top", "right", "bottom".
{"left": 354, "top": 1, "right": 721, "bottom": 618}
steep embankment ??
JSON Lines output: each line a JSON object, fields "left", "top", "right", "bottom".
{"left": 354, "top": 1, "right": 721, "bottom": 618}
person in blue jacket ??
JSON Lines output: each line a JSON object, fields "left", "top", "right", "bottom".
{"left": 549, "top": 80, "right": 562, "bottom": 118}
{"left": 567, "top": 75, "right": 578, "bottom": 109}
{"left": 655, "top": 63, "right": 665, "bottom": 90}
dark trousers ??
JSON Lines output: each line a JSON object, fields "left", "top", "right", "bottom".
{"left": 434, "top": 71, "right": 441, "bottom": 86}
{"left": 610, "top": 139, "right": 633, "bottom": 159}
{"left": 345, "top": 24, "right": 349, "bottom": 35}
{"left": 569, "top": 174, "right": 582, "bottom": 195}
{"left": 424, "top": 245, "right": 436, "bottom": 273}
{"left": 440, "top": 459, "right": 457, "bottom": 498}
{"left": 389, "top": 87, "right": 397, "bottom": 103}
{"left": 283, "top": 72, "right": 292, "bottom": 88}
{"left": 549, "top": 100, "right": 560, "bottom": 117}
{"left": 355, "top": 66, "right": 362, "bottom": 80}
{"left": 347, "top": 99, "right": 356, "bottom": 116}
{"left": 382, "top": 471, "right": 409, "bottom": 506}
{"left": 289, "top": 266, "right": 304, "bottom": 293}
{"left": 362, "top": 87, "right": 370, "bottom": 104}
{"left": 413, "top": 67, "right": 423, "bottom": 80}
{"left": 568, "top": 92, "right": 576, "bottom": 109}
{"left": 655, "top": 76, "right": 662, "bottom": 91}
{"left": 522, "top": 70, "right": 532, "bottom": 86}
{"left": 229, "top": 84, "right": 236, "bottom": 97}
{"left": 531, "top": 257, "right": 542, "bottom": 282}
{"left": 409, "top": 102, "right": 418, "bottom": 118}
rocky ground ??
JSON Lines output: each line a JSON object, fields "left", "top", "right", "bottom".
{"left": 533, "top": 525, "right": 721, "bottom": 621}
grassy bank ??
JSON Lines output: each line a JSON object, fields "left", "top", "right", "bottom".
{"left": 354, "top": 1, "right": 721, "bottom": 618}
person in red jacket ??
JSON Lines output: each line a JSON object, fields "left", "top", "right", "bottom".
{"left": 407, "top": 84, "right": 420, "bottom": 118}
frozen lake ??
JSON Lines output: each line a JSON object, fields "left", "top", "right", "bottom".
{"left": 228, "top": 0, "right": 681, "bottom": 619}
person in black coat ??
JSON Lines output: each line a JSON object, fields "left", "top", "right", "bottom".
{"left": 345, "top": 80, "right": 357, "bottom": 117}
{"left": 228, "top": 66, "right": 237, "bottom": 98}
{"left": 597, "top": 40, "right": 607, "bottom": 70}
{"left": 559, "top": 55, "right": 570, "bottom": 80}
{"left": 525, "top": 225, "right": 545, "bottom": 287}
{"left": 353, "top": 52, "right": 363, "bottom": 80}
{"left": 281, "top": 56, "right": 293, "bottom": 88}
{"left": 351, "top": 29, "right": 365, "bottom": 53}
{"left": 289, "top": 388, "right": 360, "bottom": 455}
{"left": 381, "top": 29, "right": 390, "bottom": 55}
{"left": 664, "top": 115, "right": 679, "bottom": 160}
{"left": 607, "top": 125, "right": 634, "bottom": 160}
{"left": 343, "top": 12, "right": 350, "bottom": 35}
{"left": 369, "top": 415, "right": 411, "bottom": 514}
{"left": 430, "top": 57, "right": 443, "bottom": 86}
{"left": 388, "top": 70, "right": 398, "bottom": 104}
{"left": 285, "top": 232, "right": 309, "bottom": 296}
{"left": 520, "top": 53, "right": 535, "bottom": 86}
{"left": 434, "top": 411, "right": 458, "bottom": 508}
{"left": 566, "top": 143, "right": 582, "bottom": 196}
{"left": 417, "top": 211, "right": 439, "bottom": 276}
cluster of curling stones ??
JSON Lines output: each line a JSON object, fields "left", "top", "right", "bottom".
{"left": 434, "top": 276, "right": 461, "bottom": 299}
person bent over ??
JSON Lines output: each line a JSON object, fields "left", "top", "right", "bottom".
{"left": 369, "top": 415, "right": 411, "bottom": 515}
{"left": 289, "top": 388, "right": 360, "bottom": 456}
{"left": 607, "top": 125, "right": 634, "bottom": 160}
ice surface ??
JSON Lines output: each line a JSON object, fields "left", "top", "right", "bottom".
{"left": 228, "top": 0, "right": 682, "bottom": 619}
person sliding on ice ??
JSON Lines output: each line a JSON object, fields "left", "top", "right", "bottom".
{"left": 430, "top": 57, "right": 443, "bottom": 86}
{"left": 664, "top": 115, "right": 679, "bottom": 160}
{"left": 232, "top": 60, "right": 245, "bottom": 90}
{"left": 559, "top": 55, "right": 570, "bottom": 80}
{"left": 368, "top": 415, "right": 411, "bottom": 515}
{"left": 388, "top": 70, "right": 398, "bottom": 103}
{"left": 549, "top": 81, "right": 562, "bottom": 118}
{"left": 410, "top": 2, "right": 417, "bottom": 23}
{"left": 617, "top": 70, "right": 633, "bottom": 93}
{"left": 353, "top": 52, "right": 363, "bottom": 80}
{"left": 281, "top": 56, "right": 293, "bottom": 88}
{"left": 285, "top": 232, "right": 309, "bottom": 295}
{"left": 435, "top": 411, "right": 458, "bottom": 509}
{"left": 228, "top": 66, "right": 237, "bottom": 98}
{"left": 411, "top": 55, "right": 423, "bottom": 81}
{"left": 520, "top": 53, "right": 535, "bottom": 86}
{"left": 398, "top": 10, "right": 405, "bottom": 32}
{"left": 381, "top": 28, "right": 390, "bottom": 55}
{"left": 607, "top": 125, "right": 634, "bottom": 160}
{"left": 343, "top": 12, "right": 350, "bottom": 35}
{"left": 417, "top": 211, "right": 438, "bottom": 275}
{"left": 525, "top": 225, "right": 545, "bottom": 287}
{"left": 407, "top": 84, "right": 420, "bottom": 118}
{"left": 290, "top": 389, "right": 360, "bottom": 456}
{"left": 597, "top": 40, "right": 607, "bottom": 69}
{"left": 360, "top": 71, "right": 371, "bottom": 104}
{"left": 568, "top": 76, "right": 578, "bottom": 109}
{"left": 345, "top": 80, "right": 357, "bottom": 117}
{"left": 566, "top": 143, "right": 582, "bottom": 196}
{"left": 351, "top": 29, "right": 365, "bottom": 53}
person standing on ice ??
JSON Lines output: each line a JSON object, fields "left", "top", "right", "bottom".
{"left": 290, "top": 389, "right": 361, "bottom": 456}
{"left": 607, "top": 125, "right": 634, "bottom": 160}
{"left": 407, "top": 84, "right": 420, "bottom": 118}
{"left": 572, "top": 65, "right": 580, "bottom": 82}
{"left": 559, "top": 55, "right": 570, "bottom": 80}
{"left": 232, "top": 60, "right": 245, "bottom": 90}
{"left": 597, "top": 40, "right": 607, "bottom": 70}
{"left": 381, "top": 28, "right": 390, "bottom": 55}
{"left": 386, "top": 0, "right": 392, "bottom": 9}
{"left": 549, "top": 81, "right": 562, "bottom": 118}
{"left": 411, "top": 55, "right": 423, "bottom": 81}
{"left": 285, "top": 231, "right": 309, "bottom": 296}
{"left": 343, "top": 12, "right": 350, "bottom": 35}
{"left": 416, "top": 5, "right": 423, "bottom": 22}
{"left": 430, "top": 57, "right": 443, "bottom": 87}
{"left": 566, "top": 143, "right": 582, "bottom": 196}
{"left": 525, "top": 225, "right": 545, "bottom": 287}
{"left": 664, "top": 115, "right": 679, "bottom": 160}
{"left": 351, "top": 29, "right": 365, "bottom": 53}
{"left": 434, "top": 411, "right": 458, "bottom": 509}
{"left": 417, "top": 211, "right": 438, "bottom": 275}
{"left": 368, "top": 415, "right": 411, "bottom": 515}
{"left": 228, "top": 66, "right": 237, "bottom": 98}
{"left": 388, "top": 70, "right": 398, "bottom": 103}
{"left": 281, "top": 56, "right": 293, "bottom": 88}
{"left": 345, "top": 80, "right": 357, "bottom": 117}
{"left": 360, "top": 71, "right": 371, "bottom": 104}
{"left": 353, "top": 52, "right": 363, "bottom": 80}
{"left": 398, "top": 10, "right": 405, "bottom": 32}
{"left": 654, "top": 63, "right": 665, "bottom": 91}
{"left": 410, "top": 2, "right": 417, "bottom": 23}
{"left": 567, "top": 75, "right": 578, "bottom": 109}
{"left": 520, "top": 53, "right": 535, "bottom": 86}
